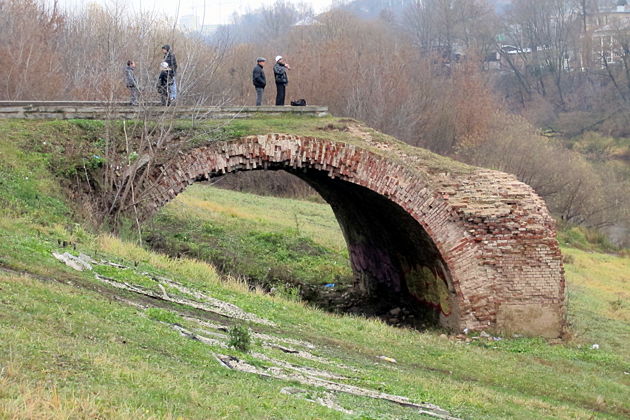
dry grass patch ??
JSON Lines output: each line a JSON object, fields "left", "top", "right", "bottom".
{"left": 96, "top": 234, "right": 249, "bottom": 294}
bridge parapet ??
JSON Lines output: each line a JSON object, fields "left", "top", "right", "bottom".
{"left": 0, "top": 101, "right": 329, "bottom": 120}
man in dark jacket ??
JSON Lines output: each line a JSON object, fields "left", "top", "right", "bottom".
{"left": 125, "top": 60, "right": 139, "bottom": 106}
{"left": 252, "top": 57, "right": 266, "bottom": 106}
{"left": 273, "top": 55, "right": 290, "bottom": 106}
{"left": 161, "top": 45, "right": 177, "bottom": 104}
{"left": 157, "top": 61, "right": 174, "bottom": 106}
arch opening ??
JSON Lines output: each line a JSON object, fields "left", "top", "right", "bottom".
{"left": 179, "top": 165, "right": 460, "bottom": 330}
{"left": 290, "top": 168, "right": 457, "bottom": 328}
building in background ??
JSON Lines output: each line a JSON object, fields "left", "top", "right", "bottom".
{"left": 589, "top": 0, "right": 630, "bottom": 65}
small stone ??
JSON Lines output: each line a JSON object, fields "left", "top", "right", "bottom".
{"left": 479, "top": 331, "right": 491, "bottom": 338}
{"left": 389, "top": 307, "right": 401, "bottom": 316}
{"left": 439, "top": 334, "right": 448, "bottom": 340}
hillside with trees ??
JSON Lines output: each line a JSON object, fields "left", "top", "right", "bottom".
{"left": 0, "top": 0, "right": 628, "bottom": 246}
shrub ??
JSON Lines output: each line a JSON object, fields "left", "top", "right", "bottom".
{"left": 609, "top": 296, "right": 624, "bottom": 312}
{"left": 562, "top": 253, "right": 575, "bottom": 265}
{"left": 228, "top": 324, "right": 252, "bottom": 353}
{"left": 273, "top": 283, "right": 302, "bottom": 302}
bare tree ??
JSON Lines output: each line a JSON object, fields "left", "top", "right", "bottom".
{"left": 500, "top": 0, "right": 581, "bottom": 109}
{"left": 403, "top": 0, "right": 497, "bottom": 57}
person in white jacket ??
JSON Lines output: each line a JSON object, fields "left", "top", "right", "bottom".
{"left": 273, "top": 55, "right": 291, "bottom": 106}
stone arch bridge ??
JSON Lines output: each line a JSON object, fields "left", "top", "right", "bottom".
{"left": 141, "top": 129, "right": 566, "bottom": 338}
{"left": 0, "top": 103, "right": 565, "bottom": 336}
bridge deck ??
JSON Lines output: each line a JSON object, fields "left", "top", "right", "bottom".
{"left": 0, "top": 101, "right": 329, "bottom": 120}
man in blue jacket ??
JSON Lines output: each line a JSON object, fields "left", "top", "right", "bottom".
{"left": 252, "top": 57, "right": 266, "bottom": 106}
{"left": 125, "top": 60, "right": 139, "bottom": 106}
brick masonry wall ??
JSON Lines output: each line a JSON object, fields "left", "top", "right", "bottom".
{"left": 142, "top": 134, "right": 566, "bottom": 337}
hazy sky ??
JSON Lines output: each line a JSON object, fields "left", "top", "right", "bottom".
{"left": 52, "top": 0, "right": 335, "bottom": 25}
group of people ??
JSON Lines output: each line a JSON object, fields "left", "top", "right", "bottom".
{"left": 252, "top": 55, "right": 291, "bottom": 106}
{"left": 124, "top": 45, "right": 178, "bottom": 106}
{"left": 124, "top": 46, "right": 292, "bottom": 107}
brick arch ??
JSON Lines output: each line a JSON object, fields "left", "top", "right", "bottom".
{"left": 143, "top": 134, "right": 566, "bottom": 337}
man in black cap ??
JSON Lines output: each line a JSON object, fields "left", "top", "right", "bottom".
{"left": 161, "top": 45, "right": 178, "bottom": 103}
{"left": 252, "top": 57, "right": 266, "bottom": 106}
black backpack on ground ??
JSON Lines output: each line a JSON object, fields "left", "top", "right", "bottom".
{"left": 290, "top": 99, "right": 307, "bottom": 106}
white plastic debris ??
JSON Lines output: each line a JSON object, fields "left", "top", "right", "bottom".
{"left": 52, "top": 252, "right": 93, "bottom": 271}
{"left": 591, "top": 344, "right": 600, "bottom": 350}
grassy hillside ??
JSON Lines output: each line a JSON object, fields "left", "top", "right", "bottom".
{"left": 0, "top": 118, "right": 629, "bottom": 419}
{"left": 142, "top": 184, "right": 352, "bottom": 290}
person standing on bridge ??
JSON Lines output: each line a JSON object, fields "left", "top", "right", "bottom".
{"left": 157, "top": 62, "right": 174, "bottom": 106}
{"left": 161, "top": 45, "right": 178, "bottom": 104}
{"left": 252, "top": 57, "right": 267, "bottom": 106}
{"left": 125, "top": 60, "right": 139, "bottom": 106}
{"left": 273, "top": 56, "right": 290, "bottom": 106}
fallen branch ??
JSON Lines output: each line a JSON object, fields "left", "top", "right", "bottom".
{"left": 214, "top": 354, "right": 460, "bottom": 420}
{"left": 94, "top": 273, "right": 274, "bottom": 326}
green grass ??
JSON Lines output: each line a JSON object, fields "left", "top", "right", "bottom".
{"left": 0, "top": 273, "right": 351, "bottom": 419}
{"left": 2, "top": 232, "right": 629, "bottom": 419}
{"left": 558, "top": 225, "right": 619, "bottom": 253}
{"left": 142, "top": 184, "right": 352, "bottom": 288}
{"left": 0, "top": 117, "right": 629, "bottom": 419}
{"left": 562, "top": 247, "right": 630, "bottom": 356}
{"left": 145, "top": 307, "right": 184, "bottom": 324}
{"left": 0, "top": 125, "right": 69, "bottom": 224}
